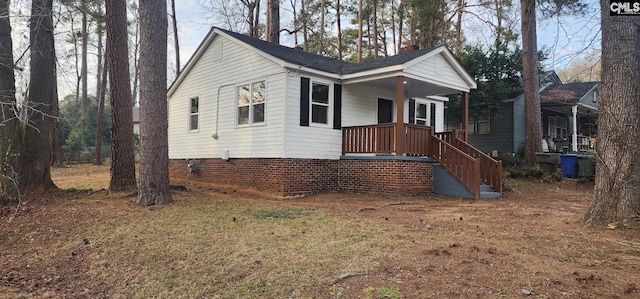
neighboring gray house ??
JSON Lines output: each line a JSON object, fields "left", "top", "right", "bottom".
{"left": 466, "top": 72, "right": 598, "bottom": 155}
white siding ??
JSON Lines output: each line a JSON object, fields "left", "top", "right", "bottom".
{"left": 283, "top": 74, "right": 343, "bottom": 159}
{"left": 342, "top": 82, "right": 398, "bottom": 126}
{"left": 405, "top": 55, "right": 468, "bottom": 91}
{"left": 168, "top": 35, "right": 288, "bottom": 160}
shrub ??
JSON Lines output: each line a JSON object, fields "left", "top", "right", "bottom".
{"left": 525, "top": 167, "right": 545, "bottom": 179}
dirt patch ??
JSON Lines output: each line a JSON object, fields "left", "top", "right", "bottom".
{"left": 1, "top": 164, "right": 639, "bottom": 298}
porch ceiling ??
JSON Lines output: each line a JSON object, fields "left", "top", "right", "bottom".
{"left": 346, "top": 76, "right": 463, "bottom": 98}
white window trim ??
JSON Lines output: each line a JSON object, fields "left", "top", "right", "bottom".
{"left": 413, "top": 99, "right": 429, "bottom": 126}
{"left": 236, "top": 80, "right": 267, "bottom": 127}
{"left": 189, "top": 96, "right": 199, "bottom": 132}
{"left": 309, "top": 79, "right": 333, "bottom": 128}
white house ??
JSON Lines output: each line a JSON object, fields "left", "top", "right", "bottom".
{"left": 167, "top": 27, "right": 498, "bottom": 198}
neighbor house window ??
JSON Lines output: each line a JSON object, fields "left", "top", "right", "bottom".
{"left": 190, "top": 97, "right": 199, "bottom": 131}
{"left": 237, "top": 80, "right": 266, "bottom": 126}
{"left": 548, "top": 116, "right": 567, "bottom": 139}
{"left": 468, "top": 110, "right": 490, "bottom": 134}
{"left": 311, "top": 82, "right": 330, "bottom": 124}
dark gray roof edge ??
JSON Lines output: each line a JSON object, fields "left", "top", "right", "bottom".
{"left": 214, "top": 26, "right": 442, "bottom": 75}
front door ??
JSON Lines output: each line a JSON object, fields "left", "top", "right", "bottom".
{"left": 377, "top": 98, "right": 393, "bottom": 123}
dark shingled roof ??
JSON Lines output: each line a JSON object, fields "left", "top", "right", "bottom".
{"left": 540, "top": 82, "right": 599, "bottom": 104}
{"left": 216, "top": 27, "right": 439, "bottom": 74}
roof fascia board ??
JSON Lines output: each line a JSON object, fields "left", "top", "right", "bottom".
{"left": 282, "top": 62, "right": 342, "bottom": 80}
{"left": 402, "top": 72, "right": 473, "bottom": 93}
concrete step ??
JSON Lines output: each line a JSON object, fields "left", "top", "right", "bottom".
{"left": 433, "top": 164, "right": 501, "bottom": 199}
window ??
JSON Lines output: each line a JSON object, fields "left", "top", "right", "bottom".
{"left": 237, "top": 80, "right": 266, "bottom": 126}
{"left": 190, "top": 97, "right": 199, "bottom": 131}
{"left": 412, "top": 100, "right": 437, "bottom": 127}
{"left": 468, "top": 110, "right": 490, "bottom": 134}
{"left": 415, "top": 103, "right": 427, "bottom": 125}
{"left": 311, "top": 83, "right": 330, "bottom": 124}
{"left": 548, "top": 116, "right": 567, "bottom": 139}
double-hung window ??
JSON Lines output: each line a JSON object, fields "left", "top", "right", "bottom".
{"left": 237, "top": 80, "right": 266, "bottom": 126}
{"left": 311, "top": 82, "right": 330, "bottom": 125}
{"left": 190, "top": 97, "right": 199, "bottom": 131}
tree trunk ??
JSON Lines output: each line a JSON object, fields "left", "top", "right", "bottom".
{"left": 81, "top": 1, "right": 89, "bottom": 124}
{"left": 336, "top": 0, "right": 342, "bottom": 60}
{"left": 302, "top": 0, "right": 308, "bottom": 50}
{"left": 267, "top": 0, "right": 280, "bottom": 44}
{"left": 136, "top": 0, "right": 171, "bottom": 206}
{"left": 106, "top": 0, "right": 137, "bottom": 191}
{"left": 0, "top": 0, "right": 21, "bottom": 200}
{"left": 397, "top": 0, "right": 403, "bottom": 53}
{"left": 170, "top": 0, "right": 180, "bottom": 76}
{"left": 520, "top": 0, "right": 541, "bottom": 166}
{"left": 96, "top": 22, "right": 104, "bottom": 101}
{"left": 372, "top": 0, "right": 378, "bottom": 59}
{"left": 21, "top": 0, "right": 57, "bottom": 192}
{"left": 319, "top": 0, "right": 325, "bottom": 55}
{"left": 131, "top": 18, "right": 140, "bottom": 105}
{"left": 585, "top": 3, "right": 640, "bottom": 225}
{"left": 94, "top": 51, "right": 108, "bottom": 165}
{"left": 357, "top": 0, "right": 362, "bottom": 62}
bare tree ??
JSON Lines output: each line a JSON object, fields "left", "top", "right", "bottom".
{"left": 336, "top": 0, "right": 342, "bottom": 59}
{"left": 136, "top": 0, "right": 171, "bottom": 206}
{"left": 170, "top": 0, "right": 180, "bottom": 76}
{"left": 94, "top": 51, "right": 108, "bottom": 165}
{"left": 19, "top": 0, "right": 58, "bottom": 192}
{"left": 107, "top": 0, "right": 137, "bottom": 191}
{"left": 584, "top": 4, "right": 640, "bottom": 225}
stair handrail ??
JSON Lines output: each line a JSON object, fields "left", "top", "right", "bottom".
{"left": 431, "top": 135, "right": 481, "bottom": 200}
{"left": 450, "top": 132, "right": 503, "bottom": 194}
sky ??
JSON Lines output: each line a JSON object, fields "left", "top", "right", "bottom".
{"left": 172, "top": 0, "right": 601, "bottom": 76}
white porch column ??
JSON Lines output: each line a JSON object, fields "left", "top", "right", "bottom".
{"left": 571, "top": 105, "right": 578, "bottom": 152}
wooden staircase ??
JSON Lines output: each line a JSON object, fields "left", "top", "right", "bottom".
{"left": 432, "top": 129, "right": 502, "bottom": 200}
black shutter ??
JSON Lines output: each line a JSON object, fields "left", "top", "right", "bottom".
{"left": 300, "top": 77, "right": 310, "bottom": 126}
{"left": 408, "top": 99, "right": 415, "bottom": 124}
{"left": 430, "top": 103, "right": 436, "bottom": 127}
{"left": 333, "top": 84, "right": 342, "bottom": 129}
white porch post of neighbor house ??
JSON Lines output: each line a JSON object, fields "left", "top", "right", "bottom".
{"left": 571, "top": 105, "right": 578, "bottom": 152}
{"left": 395, "top": 76, "right": 405, "bottom": 155}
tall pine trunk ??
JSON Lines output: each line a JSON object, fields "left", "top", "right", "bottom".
{"left": 520, "top": 0, "right": 541, "bottom": 166}
{"left": 21, "top": 0, "right": 57, "bottom": 192}
{"left": 267, "top": 0, "right": 280, "bottom": 44}
{"left": 0, "top": 0, "right": 21, "bottom": 200}
{"left": 136, "top": 0, "right": 171, "bottom": 206}
{"left": 585, "top": 3, "right": 640, "bottom": 225}
{"left": 107, "top": 0, "right": 137, "bottom": 191}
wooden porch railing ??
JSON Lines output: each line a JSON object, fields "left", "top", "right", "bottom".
{"left": 342, "top": 123, "right": 397, "bottom": 154}
{"left": 342, "top": 125, "right": 502, "bottom": 199}
{"left": 449, "top": 130, "right": 503, "bottom": 194}
{"left": 404, "top": 124, "right": 432, "bottom": 156}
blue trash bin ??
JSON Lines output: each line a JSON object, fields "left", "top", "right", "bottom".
{"left": 560, "top": 154, "right": 579, "bottom": 178}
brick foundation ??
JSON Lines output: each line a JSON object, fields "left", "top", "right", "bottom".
{"left": 169, "top": 157, "right": 433, "bottom": 197}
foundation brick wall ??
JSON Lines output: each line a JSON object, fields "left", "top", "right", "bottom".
{"left": 169, "top": 158, "right": 433, "bottom": 197}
